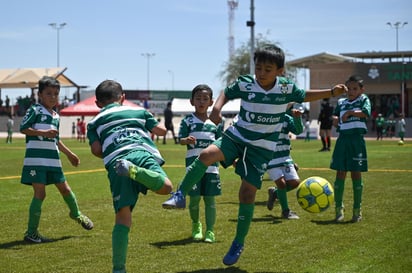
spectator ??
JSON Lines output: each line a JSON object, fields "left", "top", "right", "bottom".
{"left": 163, "top": 102, "right": 178, "bottom": 144}
{"left": 6, "top": 113, "right": 14, "bottom": 144}
{"left": 317, "top": 98, "right": 334, "bottom": 151}
{"left": 376, "top": 113, "right": 385, "bottom": 140}
{"left": 398, "top": 114, "right": 406, "bottom": 142}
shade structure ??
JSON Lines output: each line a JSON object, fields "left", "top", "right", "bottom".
{"left": 60, "top": 96, "right": 141, "bottom": 116}
{"left": 0, "top": 67, "right": 77, "bottom": 89}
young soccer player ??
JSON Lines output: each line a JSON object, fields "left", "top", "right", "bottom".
{"left": 87, "top": 80, "right": 173, "bottom": 273}
{"left": 266, "top": 104, "right": 304, "bottom": 220}
{"left": 6, "top": 113, "right": 14, "bottom": 143}
{"left": 398, "top": 113, "right": 406, "bottom": 142}
{"left": 330, "top": 75, "right": 371, "bottom": 223}
{"left": 20, "top": 76, "right": 93, "bottom": 243}
{"left": 304, "top": 118, "right": 311, "bottom": 142}
{"left": 162, "top": 44, "right": 347, "bottom": 265}
{"left": 178, "top": 84, "right": 223, "bottom": 243}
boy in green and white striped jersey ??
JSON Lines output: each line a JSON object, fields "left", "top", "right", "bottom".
{"left": 330, "top": 75, "right": 371, "bottom": 223}
{"left": 87, "top": 80, "right": 173, "bottom": 273}
{"left": 178, "top": 84, "right": 223, "bottom": 243}
{"left": 163, "top": 44, "right": 348, "bottom": 265}
{"left": 20, "top": 76, "right": 93, "bottom": 244}
{"left": 266, "top": 104, "right": 304, "bottom": 220}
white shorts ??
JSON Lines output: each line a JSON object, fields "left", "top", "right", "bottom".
{"left": 267, "top": 163, "right": 299, "bottom": 182}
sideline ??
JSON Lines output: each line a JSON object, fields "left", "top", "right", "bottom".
{"left": 2, "top": 166, "right": 411, "bottom": 181}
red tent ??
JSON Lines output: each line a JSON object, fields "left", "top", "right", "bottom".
{"left": 60, "top": 96, "right": 141, "bottom": 116}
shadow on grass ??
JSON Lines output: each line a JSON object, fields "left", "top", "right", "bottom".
{"left": 228, "top": 215, "right": 283, "bottom": 225}
{"left": 0, "top": 235, "right": 74, "bottom": 250}
{"left": 311, "top": 219, "right": 354, "bottom": 225}
{"left": 177, "top": 268, "right": 284, "bottom": 273}
{"left": 150, "top": 237, "right": 199, "bottom": 249}
{"left": 176, "top": 268, "right": 248, "bottom": 273}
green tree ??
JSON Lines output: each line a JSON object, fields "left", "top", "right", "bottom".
{"left": 219, "top": 33, "right": 296, "bottom": 86}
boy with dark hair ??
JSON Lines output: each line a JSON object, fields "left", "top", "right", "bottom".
{"left": 318, "top": 98, "right": 334, "bottom": 151}
{"left": 178, "top": 84, "right": 223, "bottom": 243}
{"left": 20, "top": 76, "right": 93, "bottom": 243}
{"left": 163, "top": 44, "right": 347, "bottom": 265}
{"left": 330, "top": 75, "right": 371, "bottom": 223}
{"left": 87, "top": 79, "right": 173, "bottom": 273}
{"left": 266, "top": 104, "right": 304, "bottom": 220}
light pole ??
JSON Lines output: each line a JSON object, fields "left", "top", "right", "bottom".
{"left": 246, "top": 0, "right": 255, "bottom": 75}
{"left": 49, "top": 23, "right": 67, "bottom": 67}
{"left": 168, "top": 70, "right": 174, "bottom": 90}
{"left": 141, "top": 53, "right": 155, "bottom": 90}
{"left": 387, "top": 21, "right": 408, "bottom": 51}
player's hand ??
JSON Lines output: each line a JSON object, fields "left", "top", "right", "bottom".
{"left": 290, "top": 109, "right": 303, "bottom": 117}
{"left": 67, "top": 153, "right": 80, "bottom": 167}
{"left": 332, "top": 116, "right": 339, "bottom": 127}
{"left": 331, "top": 84, "right": 348, "bottom": 97}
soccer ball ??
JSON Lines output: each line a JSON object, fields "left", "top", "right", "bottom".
{"left": 296, "top": 176, "right": 334, "bottom": 213}
{"left": 398, "top": 140, "right": 404, "bottom": 145}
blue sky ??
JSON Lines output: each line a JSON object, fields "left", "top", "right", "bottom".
{"left": 1, "top": 0, "right": 411, "bottom": 103}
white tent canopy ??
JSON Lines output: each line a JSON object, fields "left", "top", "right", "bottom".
{"left": 171, "top": 98, "right": 240, "bottom": 116}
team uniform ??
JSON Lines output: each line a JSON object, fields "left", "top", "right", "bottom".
{"left": 330, "top": 94, "right": 371, "bottom": 172}
{"left": 267, "top": 114, "right": 303, "bottom": 182}
{"left": 87, "top": 103, "right": 167, "bottom": 212}
{"left": 20, "top": 104, "right": 66, "bottom": 185}
{"left": 179, "top": 113, "right": 222, "bottom": 196}
{"left": 216, "top": 75, "right": 305, "bottom": 188}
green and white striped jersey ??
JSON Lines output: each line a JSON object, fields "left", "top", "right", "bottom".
{"left": 20, "top": 104, "right": 62, "bottom": 171}
{"left": 268, "top": 114, "right": 303, "bottom": 169}
{"left": 334, "top": 94, "right": 371, "bottom": 135}
{"left": 224, "top": 75, "right": 305, "bottom": 151}
{"left": 87, "top": 103, "right": 164, "bottom": 168}
{"left": 178, "top": 113, "right": 223, "bottom": 174}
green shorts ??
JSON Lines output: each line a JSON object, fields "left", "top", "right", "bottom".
{"left": 188, "top": 172, "right": 221, "bottom": 197}
{"left": 330, "top": 134, "right": 368, "bottom": 172}
{"left": 107, "top": 150, "right": 167, "bottom": 213}
{"left": 21, "top": 166, "right": 66, "bottom": 185}
{"left": 214, "top": 133, "right": 274, "bottom": 189}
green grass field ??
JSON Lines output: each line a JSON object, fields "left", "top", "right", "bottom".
{"left": 0, "top": 138, "right": 411, "bottom": 273}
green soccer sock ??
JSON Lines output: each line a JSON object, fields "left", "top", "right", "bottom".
{"left": 204, "top": 196, "right": 216, "bottom": 231}
{"left": 277, "top": 188, "right": 289, "bottom": 211}
{"left": 27, "top": 197, "right": 43, "bottom": 234}
{"left": 352, "top": 179, "right": 363, "bottom": 209}
{"left": 112, "top": 224, "right": 130, "bottom": 272}
{"left": 189, "top": 196, "right": 201, "bottom": 223}
{"left": 129, "top": 165, "right": 165, "bottom": 191}
{"left": 179, "top": 158, "right": 208, "bottom": 195}
{"left": 63, "top": 191, "right": 80, "bottom": 218}
{"left": 334, "top": 178, "right": 345, "bottom": 209}
{"left": 234, "top": 203, "right": 254, "bottom": 245}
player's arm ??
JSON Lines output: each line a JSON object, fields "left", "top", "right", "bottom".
{"left": 21, "top": 127, "right": 58, "bottom": 138}
{"left": 209, "top": 92, "right": 229, "bottom": 125}
{"left": 304, "top": 84, "right": 347, "bottom": 102}
{"left": 90, "top": 140, "right": 103, "bottom": 158}
{"left": 58, "top": 140, "right": 80, "bottom": 167}
{"left": 180, "top": 135, "right": 196, "bottom": 145}
{"left": 151, "top": 123, "right": 167, "bottom": 136}
{"left": 341, "top": 110, "right": 368, "bottom": 122}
